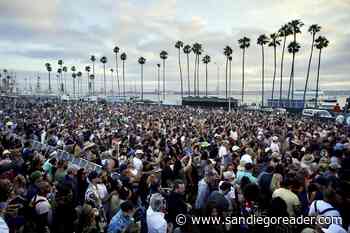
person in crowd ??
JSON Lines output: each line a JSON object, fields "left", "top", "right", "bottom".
{"left": 146, "top": 193, "right": 169, "bottom": 233}
{"left": 108, "top": 201, "right": 135, "bottom": 233}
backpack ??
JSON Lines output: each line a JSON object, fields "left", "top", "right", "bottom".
{"left": 23, "top": 195, "right": 47, "bottom": 233}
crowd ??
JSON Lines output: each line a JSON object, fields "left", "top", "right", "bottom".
{"left": 0, "top": 96, "right": 349, "bottom": 233}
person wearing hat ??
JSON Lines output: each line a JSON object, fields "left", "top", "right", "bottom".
{"left": 132, "top": 149, "right": 143, "bottom": 174}
{"left": 235, "top": 163, "right": 256, "bottom": 185}
{"left": 301, "top": 154, "right": 316, "bottom": 168}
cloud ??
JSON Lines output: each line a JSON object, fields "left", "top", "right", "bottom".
{"left": 0, "top": 0, "right": 349, "bottom": 94}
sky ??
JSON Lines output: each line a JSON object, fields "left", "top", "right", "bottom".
{"left": 0, "top": 0, "right": 349, "bottom": 94}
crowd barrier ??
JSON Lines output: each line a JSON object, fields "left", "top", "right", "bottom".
{"left": 3, "top": 130, "right": 102, "bottom": 173}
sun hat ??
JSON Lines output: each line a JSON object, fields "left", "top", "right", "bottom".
{"left": 301, "top": 154, "right": 315, "bottom": 166}
{"left": 83, "top": 142, "right": 95, "bottom": 151}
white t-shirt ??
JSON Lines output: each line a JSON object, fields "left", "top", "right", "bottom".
{"left": 270, "top": 142, "right": 280, "bottom": 153}
{"left": 219, "top": 145, "right": 228, "bottom": 159}
{"left": 146, "top": 207, "right": 167, "bottom": 233}
{"left": 0, "top": 216, "right": 9, "bottom": 233}
{"left": 33, "top": 196, "right": 51, "bottom": 215}
{"left": 97, "top": 183, "right": 108, "bottom": 200}
{"left": 308, "top": 200, "right": 341, "bottom": 220}
{"left": 133, "top": 157, "right": 143, "bottom": 172}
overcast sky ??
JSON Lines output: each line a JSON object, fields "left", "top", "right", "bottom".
{"left": 0, "top": 0, "right": 349, "bottom": 93}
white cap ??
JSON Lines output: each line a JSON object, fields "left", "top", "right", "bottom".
{"left": 322, "top": 224, "right": 347, "bottom": 233}
{"left": 272, "top": 136, "right": 278, "bottom": 141}
{"left": 223, "top": 171, "right": 235, "bottom": 180}
{"left": 232, "top": 145, "right": 240, "bottom": 152}
{"left": 135, "top": 149, "right": 144, "bottom": 155}
{"left": 240, "top": 154, "right": 253, "bottom": 165}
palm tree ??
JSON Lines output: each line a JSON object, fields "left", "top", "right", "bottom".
{"left": 175, "top": 41, "right": 184, "bottom": 98}
{"left": 76, "top": 71, "right": 82, "bottom": 97}
{"left": 45, "top": 63, "right": 52, "bottom": 92}
{"left": 113, "top": 46, "right": 120, "bottom": 96}
{"left": 120, "top": 52, "right": 127, "bottom": 97}
{"left": 303, "top": 24, "right": 321, "bottom": 108}
{"left": 160, "top": 51, "right": 168, "bottom": 100}
{"left": 90, "top": 55, "right": 96, "bottom": 95}
{"left": 58, "top": 60, "right": 63, "bottom": 94}
{"left": 257, "top": 34, "right": 270, "bottom": 107}
{"left": 288, "top": 20, "right": 304, "bottom": 102}
{"left": 269, "top": 33, "right": 281, "bottom": 103}
{"left": 287, "top": 41, "right": 301, "bottom": 103}
{"left": 157, "top": 64, "right": 161, "bottom": 103}
{"left": 183, "top": 44, "right": 192, "bottom": 96}
{"left": 202, "top": 55, "right": 211, "bottom": 96}
{"left": 192, "top": 43, "right": 203, "bottom": 96}
{"left": 71, "top": 66, "right": 76, "bottom": 97}
{"left": 278, "top": 24, "right": 293, "bottom": 104}
{"left": 314, "top": 36, "right": 329, "bottom": 108}
{"left": 57, "top": 68, "right": 63, "bottom": 93}
{"left": 223, "top": 46, "right": 233, "bottom": 99}
{"left": 228, "top": 56, "right": 233, "bottom": 102}
{"left": 89, "top": 74, "right": 95, "bottom": 96}
{"left": 62, "top": 66, "right": 67, "bottom": 94}
{"left": 85, "top": 66, "right": 91, "bottom": 96}
{"left": 238, "top": 37, "right": 251, "bottom": 104}
{"left": 100, "top": 56, "right": 107, "bottom": 95}
{"left": 110, "top": 68, "right": 114, "bottom": 95}
{"left": 138, "top": 57, "right": 146, "bottom": 100}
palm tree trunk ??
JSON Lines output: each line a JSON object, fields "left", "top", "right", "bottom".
{"left": 193, "top": 55, "right": 197, "bottom": 96}
{"left": 241, "top": 49, "right": 245, "bottom": 104}
{"left": 73, "top": 78, "right": 75, "bottom": 98}
{"left": 271, "top": 46, "right": 277, "bottom": 104}
{"left": 158, "top": 65, "right": 160, "bottom": 103}
{"left": 111, "top": 72, "right": 114, "bottom": 96}
{"left": 87, "top": 72, "right": 90, "bottom": 96}
{"left": 123, "top": 61, "right": 125, "bottom": 97}
{"left": 141, "top": 65, "right": 144, "bottom": 101}
{"left": 92, "top": 62, "right": 95, "bottom": 95}
{"left": 48, "top": 72, "right": 51, "bottom": 92}
{"left": 163, "top": 60, "right": 165, "bottom": 101}
{"left": 103, "top": 64, "right": 106, "bottom": 96}
{"left": 261, "top": 46, "right": 265, "bottom": 107}
{"left": 303, "top": 34, "right": 315, "bottom": 108}
{"left": 63, "top": 72, "right": 66, "bottom": 94}
{"left": 225, "top": 58, "right": 228, "bottom": 99}
{"left": 205, "top": 63, "right": 208, "bottom": 96}
{"left": 197, "top": 57, "right": 200, "bottom": 96}
{"left": 315, "top": 49, "right": 322, "bottom": 108}
{"left": 178, "top": 48, "right": 183, "bottom": 98}
{"left": 229, "top": 59, "right": 232, "bottom": 100}
{"left": 288, "top": 53, "right": 295, "bottom": 106}
{"left": 187, "top": 54, "right": 190, "bottom": 96}
{"left": 279, "top": 36, "right": 286, "bottom": 106}
{"left": 115, "top": 54, "right": 120, "bottom": 96}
